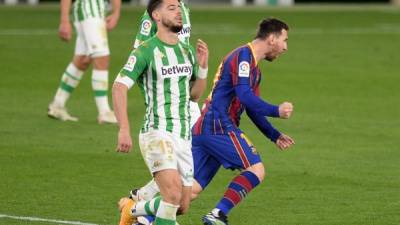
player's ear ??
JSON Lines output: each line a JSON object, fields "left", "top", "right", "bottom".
{"left": 266, "top": 34, "right": 275, "bottom": 45}
{"left": 152, "top": 10, "right": 161, "bottom": 22}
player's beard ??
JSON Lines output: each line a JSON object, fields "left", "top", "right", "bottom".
{"left": 264, "top": 55, "right": 275, "bottom": 62}
{"left": 162, "top": 19, "right": 183, "bottom": 33}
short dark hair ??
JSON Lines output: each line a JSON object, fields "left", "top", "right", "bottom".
{"left": 147, "top": 0, "right": 181, "bottom": 20}
{"left": 255, "top": 18, "right": 289, "bottom": 39}
{"left": 147, "top": 0, "right": 163, "bottom": 20}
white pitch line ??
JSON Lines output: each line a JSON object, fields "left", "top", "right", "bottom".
{"left": 0, "top": 213, "right": 100, "bottom": 225}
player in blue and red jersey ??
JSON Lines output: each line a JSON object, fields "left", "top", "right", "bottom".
{"left": 191, "top": 18, "right": 295, "bottom": 225}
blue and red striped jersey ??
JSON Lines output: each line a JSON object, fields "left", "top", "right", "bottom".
{"left": 193, "top": 43, "right": 281, "bottom": 142}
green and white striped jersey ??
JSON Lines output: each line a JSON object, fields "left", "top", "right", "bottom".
{"left": 72, "top": 0, "right": 106, "bottom": 22}
{"left": 117, "top": 36, "right": 198, "bottom": 140}
{"left": 133, "top": 2, "right": 191, "bottom": 48}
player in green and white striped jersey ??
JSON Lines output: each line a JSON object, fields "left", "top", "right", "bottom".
{"left": 48, "top": 0, "right": 121, "bottom": 124}
{"left": 124, "top": 2, "right": 200, "bottom": 225}
{"left": 113, "top": 0, "right": 208, "bottom": 224}
{"left": 132, "top": 0, "right": 199, "bottom": 127}
{"left": 118, "top": 39, "right": 197, "bottom": 139}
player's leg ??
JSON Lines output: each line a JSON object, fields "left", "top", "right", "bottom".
{"left": 130, "top": 179, "right": 160, "bottom": 202}
{"left": 174, "top": 135, "right": 195, "bottom": 216}
{"left": 119, "top": 131, "right": 183, "bottom": 225}
{"left": 48, "top": 22, "right": 90, "bottom": 121}
{"left": 191, "top": 134, "right": 221, "bottom": 201}
{"left": 129, "top": 101, "right": 200, "bottom": 203}
{"left": 202, "top": 131, "right": 262, "bottom": 225}
{"left": 82, "top": 17, "right": 116, "bottom": 124}
{"left": 153, "top": 169, "right": 182, "bottom": 224}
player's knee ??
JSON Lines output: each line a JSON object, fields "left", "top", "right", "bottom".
{"left": 191, "top": 181, "right": 203, "bottom": 200}
{"left": 73, "top": 56, "right": 91, "bottom": 71}
{"left": 247, "top": 163, "right": 265, "bottom": 182}
{"left": 191, "top": 191, "right": 199, "bottom": 200}
{"left": 92, "top": 55, "right": 109, "bottom": 70}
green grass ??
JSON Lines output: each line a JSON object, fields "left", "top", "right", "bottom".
{"left": 1, "top": 4, "right": 400, "bottom": 225}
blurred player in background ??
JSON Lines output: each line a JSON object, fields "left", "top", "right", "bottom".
{"left": 112, "top": 0, "right": 208, "bottom": 224}
{"left": 48, "top": 0, "right": 121, "bottom": 124}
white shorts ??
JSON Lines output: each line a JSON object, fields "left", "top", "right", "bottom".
{"left": 139, "top": 130, "right": 193, "bottom": 186}
{"left": 189, "top": 101, "right": 200, "bottom": 128}
{"left": 74, "top": 17, "right": 109, "bottom": 58}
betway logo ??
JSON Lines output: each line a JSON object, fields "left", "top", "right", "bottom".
{"left": 160, "top": 63, "right": 192, "bottom": 78}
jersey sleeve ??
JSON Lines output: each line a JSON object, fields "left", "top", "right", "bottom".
{"left": 232, "top": 48, "right": 280, "bottom": 117}
{"left": 246, "top": 108, "right": 281, "bottom": 142}
{"left": 133, "top": 12, "right": 157, "bottom": 49}
{"left": 114, "top": 47, "right": 148, "bottom": 89}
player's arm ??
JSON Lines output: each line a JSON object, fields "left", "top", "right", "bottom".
{"left": 112, "top": 82, "right": 131, "bottom": 152}
{"left": 190, "top": 39, "right": 208, "bottom": 102}
{"left": 246, "top": 108, "right": 281, "bottom": 142}
{"left": 237, "top": 84, "right": 294, "bottom": 118}
{"left": 59, "top": 0, "right": 72, "bottom": 42}
{"left": 112, "top": 49, "right": 147, "bottom": 153}
{"left": 246, "top": 108, "right": 295, "bottom": 150}
{"left": 133, "top": 12, "right": 156, "bottom": 49}
{"left": 106, "top": 0, "right": 121, "bottom": 31}
{"left": 235, "top": 84, "right": 280, "bottom": 117}
{"left": 233, "top": 50, "right": 280, "bottom": 117}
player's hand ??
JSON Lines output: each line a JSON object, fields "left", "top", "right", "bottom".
{"left": 116, "top": 129, "right": 132, "bottom": 153}
{"left": 58, "top": 21, "right": 72, "bottom": 42}
{"left": 196, "top": 39, "right": 209, "bottom": 70}
{"left": 106, "top": 13, "right": 120, "bottom": 31}
{"left": 279, "top": 102, "right": 293, "bottom": 119}
{"left": 276, "top": 134, "right": 295, "bottom": 150}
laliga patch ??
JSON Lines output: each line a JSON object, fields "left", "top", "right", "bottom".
{"left": 140, "top": 20, "right": 152, "bottom": 36}
{"left": 123, "top": 55, "right": 136, "bottom": 72}
{"left": 238, "top": 61, "right": 250, "bottom": 77}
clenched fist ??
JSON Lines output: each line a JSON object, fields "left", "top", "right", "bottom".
{"left": 279, "top": 102, "right": 293, "bottom": 119}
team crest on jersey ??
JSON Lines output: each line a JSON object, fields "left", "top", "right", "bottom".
{"left": 160, "top": 63, "right": 192, "bottom": 78}
{"left": 238, "top": 61, "right": 250, "bottom": 77}
{"left": 123, "top": 55, "right": 136, "bottom": 72}
{"left": 140, "top": 20, "right": 152, "bottom": 36}
{"left": 155, "top": 51, "right": 165, "bottom": 59}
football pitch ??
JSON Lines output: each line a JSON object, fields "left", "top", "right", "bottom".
{"left": 0, "top": 4, "right": 399, "bottom": 225}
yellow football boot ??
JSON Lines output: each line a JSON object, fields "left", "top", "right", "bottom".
{"left": 118, "top": 197, "right": 136, "bottom": 225}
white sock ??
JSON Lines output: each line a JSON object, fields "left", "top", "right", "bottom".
{"left": 138, "top": 179, "right": 160, "bottom": 201}
{"left": 52, "top": 63, "right": 83, "bottom": 107}
{"left": 132, "top": 196, "right": 162, "bottom": 217}
{"left": 154, "top": 200, "right": 179, "bottom": 224}
{"left": 92, "top": 69, "right": 111, "bottom": 114}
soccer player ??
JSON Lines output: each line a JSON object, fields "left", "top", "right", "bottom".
{"left": 132, "top": 0, "right": 199, "bottom": 126}
{"left": 47, "top": 0, "right": 120, "bottom": 124}
{"left": 112, "top": 0, "right": 208, "bottom": 224}
{"left": 126, "top": 2, "right": 200, "bottom": 224}
{"left": 192, "top": 17, "right": 294, "bottom": 225}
